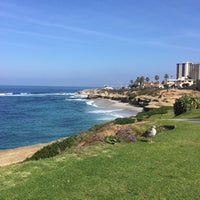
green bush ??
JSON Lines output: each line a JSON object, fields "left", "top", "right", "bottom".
{"left": 137, "top": 88, "right": 160, "bottom": 96}
{"left": 26, "top": 136, "right": 77, "bottom": 161}
{"left": 104, "top": 136, "right": 120, "bottom": 144}
{"left": 136, "top": 106, "right": 170, "bottom": 120}
{"left": 129, "top": 93, "right": 137, "bottom": 100}
{"left": 114, "top": 117, "right": 136, "bottom": 125}
{"left": 174, "top": 95, "right": 200, "bottom": 116}
{"left": 88, "top": 123, "right": 108, "bottom": 132}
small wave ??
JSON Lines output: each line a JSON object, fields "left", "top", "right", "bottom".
{"left": 0, "top": 91, "right": 88, "bottom": 98}
{"left": 0, "top": 93, "right": 13, "bottom": 96}
{"left": 0, "top": 92, "right": 31, "bottom": 96}
{"left": 69, "top": 94, "right": 87, "bottom": 99}
{"left": 65, "top": 98, "right": 86, "bottom": 102}
{"left": 88, "top": 109, "right": 123, "bottom": 114}
{"left": 96, "top": 113, "right": 124, "bottom": 121}
{"left": 65, "top": 93, "right": 88, "bottom": 102}
{"left": 0, "top": 92, "right": 76, "bottom": 97}
{"left": 96, "top": 117, "right": 115, "bottom": 121}
{"left": 86, "top": 100, "right": 98, "bottom": 107}
{"left": 88, "top": 108, "right": 125, "bottom": 121}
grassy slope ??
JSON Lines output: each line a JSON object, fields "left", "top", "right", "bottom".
{"left": 0, "top": 109, "right": 200, "bottom": 199}
{"left": 175, "top": 109, "right": 200, "bottom": 119}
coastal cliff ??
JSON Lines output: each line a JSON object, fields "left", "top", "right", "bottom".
{"left": 78, "top": 88, "right": 200, "bottom": 110}
{"left": 78, "top": 88, "right": 130, "bottom": 102}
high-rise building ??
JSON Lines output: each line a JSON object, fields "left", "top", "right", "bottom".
{"left": 176, "top": 62, "right": 200, "bottom": 80}
{"left": 191, "top": 64, "right": 200, "bottom": 80}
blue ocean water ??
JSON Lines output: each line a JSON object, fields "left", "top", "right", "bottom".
{"left": 0, "top": 85, "right": 139, "bottom": 149}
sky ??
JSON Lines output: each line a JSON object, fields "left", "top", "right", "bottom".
{"left": 1, "top": 0, "right": 200, "bottom": 87}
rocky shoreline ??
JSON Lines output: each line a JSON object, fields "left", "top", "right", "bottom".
{"left": 78, "top": 88, "right": 200, "bottom": 110}
{"left": 78, "top": 88, "right": 130, "bottom": 102}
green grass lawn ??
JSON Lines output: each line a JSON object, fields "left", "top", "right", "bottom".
{"left": 0, "top": 109, "right": 200, "bottom": 199}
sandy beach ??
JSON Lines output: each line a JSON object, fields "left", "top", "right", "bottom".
{"left": 0, "top": 143, "right": 49, "bottom": 167}
{"left": 94, "top": 98, "right": 143, "bottom": 111}
{"left": 93, "top": 98, "right": 143, "bottom": 118}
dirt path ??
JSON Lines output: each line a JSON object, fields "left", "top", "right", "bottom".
{"left": 171, "top": 118, "right": 200, "bottom": 122}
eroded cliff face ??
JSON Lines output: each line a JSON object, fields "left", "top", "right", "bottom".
{"left": 78, "top": 88, "right": 200, "bottom": 110}
{"left": 78, "top": 88, "right": 130, "bottom": 102}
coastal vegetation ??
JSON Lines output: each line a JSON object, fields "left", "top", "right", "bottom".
{"left": 136, "top": 87, "right": 160, "bottom": 96}
{"left": 1, "top": 89, "right": 200, "bottom": 199}
{"left": 174, "top": 95, "right": 200, "bottom": 116}
{"left": 114, "top": 117, "right": 136, "bottom": 124}
{"left": 25, "top": 106, "right": 174, "bottom": 161}
{"left": 136, "top": 106, "right": 171, "bottom": 120}
{"left": 155, "top": 74, "right": 159, "bottom": 82}
{"left": 0, "top": 104, "right": 200, "bottom": 199}
{"left": 26, "top": 136, "right": 77, "bottom": 161}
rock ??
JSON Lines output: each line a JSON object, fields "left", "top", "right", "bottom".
{"left": 78, "top": 88, "right": 200, "bottom": 109}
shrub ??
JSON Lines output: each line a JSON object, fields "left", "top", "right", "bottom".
{"left": 26, "top": 136, "right": 77, "bottom": 161}
{"left": 89, "top": 123, "right": 107, "bottom": 131}
{"left": 129, "top": 93, "right": 137, "bottom": 100}
{"left": 114, "top": 117, "right": 136, "bottom": 125}
{"left": 116, "top": 127, "right": 137, "bottom": 143}
{"left": 104, "top": 136, "right": 120, "bottom": 144}
{"left": 137, "top": 88, "right": 160, "bottom": 96}
{"left": 174, "top": 95, "right": 200, "bottom": 116}
{"left": 136, "top": 106, "right": 170, "bottom": 120}
{"left": 104, "top": 128, "right": 137, "bottom": 144}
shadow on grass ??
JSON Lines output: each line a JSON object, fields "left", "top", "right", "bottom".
{"left": 159, "top": 125, "right": 175, "bottom": 131}
{"left": 139, "top": 138, "right": 149, "bottom": 143}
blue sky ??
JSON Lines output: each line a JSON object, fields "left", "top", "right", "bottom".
{"left": 1, "top": 0, "right": 200, "bottom": 87}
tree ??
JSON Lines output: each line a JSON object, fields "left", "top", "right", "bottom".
{"left": 129, "top": 78, "right": 139, "bottom": 88}
{"left": 155, "top": 75, "right": 159, "bottom": 82}
{"left": 135, "top": 77, "right": 140, "bottom": 87}
{"left": 136, "top": 77, "right": 140, "bottom": 83}
{"left": 145, "top": 77, "right": 150, "bottom": 83}
{"left": 164, "top": 74, "right": 169, "bottom": 80}
{"left": 129, "top": 80, "right": 135, "bottom": 88}
{"left": 139, "top": 76, "right": 145, "bottom": 87}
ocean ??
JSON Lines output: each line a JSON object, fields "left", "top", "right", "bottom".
{"left": 0, "top": 85, "right": 141, "bottom": 150}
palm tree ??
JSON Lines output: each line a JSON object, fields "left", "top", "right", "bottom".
{"left": 164, "top": 74, "right": 169, "bottom": 81}
{"left": 139, "top": 76, "right": 145, "bottom": 88}
{"left": 163, "top": 74, "right": 169, "bottom": 88}
{"left": 135, "top": 77, "right": 140, "bottom": 87}
{"left": 145, "top": 77, "right": 150, "bottom": 83}
{"left": 155, "top": 75, "right": 159, "bottom": 82}
{"left": 136, "top": 77, "right": 140, "bottom": 83}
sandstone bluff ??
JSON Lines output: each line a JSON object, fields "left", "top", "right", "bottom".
{"left": 78, "top": 88, "right": 200, "bottom": 110}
